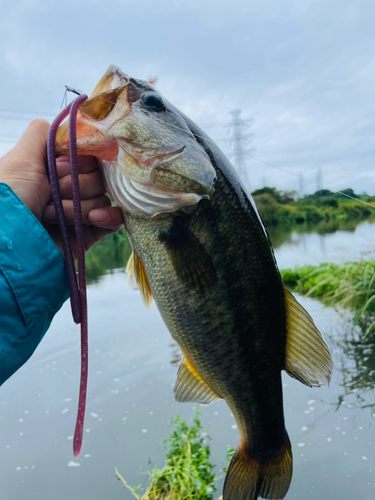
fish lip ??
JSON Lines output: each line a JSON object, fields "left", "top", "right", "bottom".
{"left": 118, "top": 141, "right": 185, "bottom": 167}
{"left": 120, "top": 146, "right": 215, "bottom": 198}
{"left": 146, "top": 146, "right": 185, "bottom": 166}
{"left": 152, "top": 167, "right": 215, "bottom": 198}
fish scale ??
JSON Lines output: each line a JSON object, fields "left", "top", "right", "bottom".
{"left": 124, "top": 161, "right": 287, "bottom": 457}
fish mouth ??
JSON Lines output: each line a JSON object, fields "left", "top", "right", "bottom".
{"left": 55, "top": 111, "right": 119, "bottom": 159}
{"left": 55, "top": 64, "right": 216, "bottom": 216}
{"left": 56, "top": 123, "right": 213, "bottom": 217}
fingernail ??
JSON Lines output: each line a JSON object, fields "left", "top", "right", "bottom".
{"left": 43, "top": 205, "right": 56, "bottom": 221}
{"left": 89, "top": 209, "right": 109, "bottom": 223}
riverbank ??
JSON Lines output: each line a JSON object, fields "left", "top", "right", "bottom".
{"left": 281, "top": 260, "right": 375, "bottom": 335}
{"left": 252, "top": 187, "right": 375, "bottom": 226}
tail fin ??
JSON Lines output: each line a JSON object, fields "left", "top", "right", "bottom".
{"left": 223, "top": 436, "right": 293, "bottom": 500}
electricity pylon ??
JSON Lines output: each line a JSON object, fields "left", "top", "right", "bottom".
{"left": 227, "top": 109, "right": 255, "bottom": 192}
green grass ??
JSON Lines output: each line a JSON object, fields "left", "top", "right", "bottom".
{"left": 115, "top": 409, "right": 216, "bottom": 500}
{"left": 281, "top": 260, "right": 375, "bottom": 335}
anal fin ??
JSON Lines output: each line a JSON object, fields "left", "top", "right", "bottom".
{"left": 174, "top": 356, "right": 221, "bottom": 405}
{"left": 284, "top": 286, "right": 333, "bottom": 387}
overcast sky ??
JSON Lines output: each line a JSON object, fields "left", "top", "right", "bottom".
{"left": 1, "top": 0, "right": 375, "bottom": 195}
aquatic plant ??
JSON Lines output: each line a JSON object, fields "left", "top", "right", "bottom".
{"left": 115, "top": 408, "right": 216, "bottom": 500}
{"left": 281, "top": 260, "right": 375, "bottom": 335}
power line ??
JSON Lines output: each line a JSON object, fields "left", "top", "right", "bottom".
{"left": 299, "top": 172, "right": 304, "bottom": 198}
{"left": 0, "top": 109, "right": 56, "bottom": 121}
{"left": 316, "top": 167, "right": 323, "bottom": 192}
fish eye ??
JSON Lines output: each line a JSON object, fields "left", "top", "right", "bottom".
{"left": 142, "top": 92, "right": 165, "bottom": 112}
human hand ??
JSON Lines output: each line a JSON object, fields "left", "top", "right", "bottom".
{"left": 0, "top": 119, "right": 124, "bottom": 255}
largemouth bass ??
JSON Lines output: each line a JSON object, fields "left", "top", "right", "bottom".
{"left": 56, "top": 65, "right": 333, "bottom": 500}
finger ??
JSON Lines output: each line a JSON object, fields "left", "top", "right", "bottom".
{"left": 88, "top": 206, "right": 124, "bottom": 229}
{"left": 55, "top": 155, "right": 99, "bottom": 178}
{"left": 43, "top": 195, "right": 111, "bottom": 225}
{"left": 57, "top": 169, "right": 105, "bottom": 200}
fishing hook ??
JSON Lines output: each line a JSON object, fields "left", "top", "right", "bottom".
{"left": 60, "top": 86, "right": 84, "bottom": 109}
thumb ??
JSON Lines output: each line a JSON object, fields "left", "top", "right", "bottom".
{"left": 88, "top": 206, "right": 124, "bottom": 229}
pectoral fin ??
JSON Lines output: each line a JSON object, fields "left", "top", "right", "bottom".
{"left": 125, "top": 252, "right": 138, "bottom": 291}
{"left": 284, "top": 286, "right": 333, "bottom": 387}
{"left": 159, "top": 219, "right": 217, "bottom": 292}
{"left": 174, "top": 356, "right": 221, "bottom": 405}
{"left": 125, "top": 251, "right": 153, "bottom": 308}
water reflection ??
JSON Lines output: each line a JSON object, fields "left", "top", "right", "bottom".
{"left": 170, "top": 342, "right": 181, "bottom": 367}
{"left": 267, "top": 218, "right": 367, "bottom": 250}
{"left": 332, "top": 318, "right": 375, "bottom": 413}
{"left": 85, "top": 236, "right": 132, "bottom": 284}
{"left": 272, "top": 219, "right": 375, "bottom": 268}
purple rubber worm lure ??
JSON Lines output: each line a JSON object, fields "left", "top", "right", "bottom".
{"left": 47, "top": 94, "right": 89, "bottom": 457}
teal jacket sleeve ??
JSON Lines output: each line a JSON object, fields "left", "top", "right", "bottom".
{"left": 0, "top": 183, "right": 69, "bottom": 385}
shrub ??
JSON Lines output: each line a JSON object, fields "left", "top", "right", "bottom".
{"left": 115, "top": 409, "right": 216, "bottom": 500}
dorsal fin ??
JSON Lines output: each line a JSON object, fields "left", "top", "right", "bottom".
{"left": 284, "top": 286, "right": 333, "bottom": 387}
{"left": 174, "top": 356, "right": 221, "bottom": 405}
{"left": 125, "top": 251, "right": 153, "bottom": 308}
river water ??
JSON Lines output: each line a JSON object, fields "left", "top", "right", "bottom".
{"left": 1, "top": 220, "right": 375, "bottom": 500}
